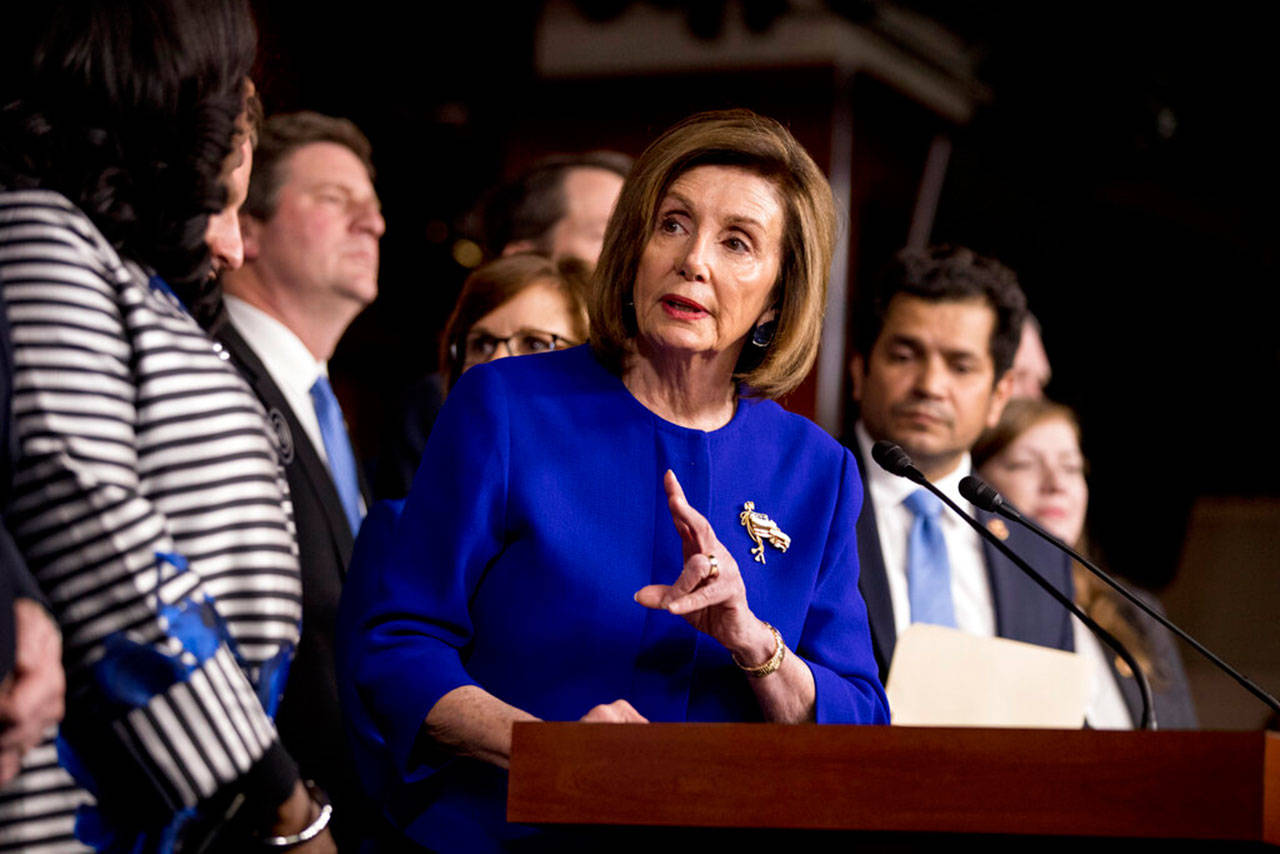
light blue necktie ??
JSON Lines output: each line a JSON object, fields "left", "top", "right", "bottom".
{"left": 904, "top": 488, "right": 957, "bottom": 628}
{"left": 310, "top": 375, "right": 364, "bottom": 536}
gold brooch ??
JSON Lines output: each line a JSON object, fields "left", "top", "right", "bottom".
{"left": 986, "top": 518, "right": 1010, "bottom": 541}
{"left": 739, "top": 501, "right": 791, "bottom": 564}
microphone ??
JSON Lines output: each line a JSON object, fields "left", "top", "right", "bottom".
{"left": 961, "top": 474, "right": 1280, "bottom": 717}
{"left": 871, "top": 441, "right": 926, "bottom": 484}
{"left": 957, "top": 475, "right": 1017, "bottom": 518}
{"left": 871, "top": 442, "right": 1156, "bottom": 729}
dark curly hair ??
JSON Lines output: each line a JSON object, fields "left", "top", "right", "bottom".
{"left": 0, "top": 0, "right": 257, "bottom": 289}
{"left": 853, "top": 245, "right": 1028, "bottom": 380}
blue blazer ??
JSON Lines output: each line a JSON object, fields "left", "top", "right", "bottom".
{"left": 339, "top": 346, "right": 888, "bottom": 851}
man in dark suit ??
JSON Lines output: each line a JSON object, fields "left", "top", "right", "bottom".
{"left": 844, "top": 245, "right": 1074, "bottom": 686}
{"left": 213, "top": 111, "right": 384, "bottom": 847}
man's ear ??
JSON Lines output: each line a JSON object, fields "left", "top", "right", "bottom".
{"left": 240, "top": 215, "right": 264, "bottom": 263}
{"left": 849, "top": 353, "right": 866, "bottom": 403}
{"left": 986, "top": 370, "right": 1016, "bottom": 428}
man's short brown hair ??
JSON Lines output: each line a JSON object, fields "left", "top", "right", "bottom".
{"left": 242, "top": 110, "right": 374, "bottom": 220}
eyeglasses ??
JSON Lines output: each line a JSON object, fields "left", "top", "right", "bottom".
{"left": 462, "top": 329, "right": 580, "bottom": 364}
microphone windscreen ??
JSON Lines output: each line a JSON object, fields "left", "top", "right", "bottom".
{"left": 959, "top": 475, "right": 1003, "bottom": 512}
{"left": 871, "top": 441, "right": 917, "bottom": 479}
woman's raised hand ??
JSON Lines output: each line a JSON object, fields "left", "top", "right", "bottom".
{"left": 634, "top": 471, "right": 775, "bottom": 666}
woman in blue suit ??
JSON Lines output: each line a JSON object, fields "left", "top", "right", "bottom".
{"left": 343, "top": 110, "right": 888, "bottom": 850}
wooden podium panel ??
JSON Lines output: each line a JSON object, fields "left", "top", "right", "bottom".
{"left": 508, "top": 723, "right": 1279, "bottom": 844}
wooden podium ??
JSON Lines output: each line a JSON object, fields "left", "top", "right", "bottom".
{"left": 509, "top": 723, "right": 1278, "bottom": 845}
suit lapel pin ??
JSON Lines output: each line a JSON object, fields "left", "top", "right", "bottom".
{"left": 986, "top": 517, "right": 1010, "bottom": 541}
{"left": 266, "top": 407, "right": 295, "bottom": 466}
{"left": 739, "top": 501, "right": 791, "bottom": 564}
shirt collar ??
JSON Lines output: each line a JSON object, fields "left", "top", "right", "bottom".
{"left": 853, "top": 420, "right": 974, "bottom": 512}
{"left": 223, "top": 294, "right": 327, "bottom": 397}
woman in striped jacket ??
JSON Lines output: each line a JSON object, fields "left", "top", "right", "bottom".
{"left": 0, "top": 2, "right": 333, "bottom": 850}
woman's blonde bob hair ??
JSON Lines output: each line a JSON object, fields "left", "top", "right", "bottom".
{"left": 589, "top": 109, "right": 837, "bottom": 399}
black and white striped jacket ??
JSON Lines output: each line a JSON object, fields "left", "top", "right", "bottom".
{"left": 0, "top": 189, "right": 304, "bottom": 848}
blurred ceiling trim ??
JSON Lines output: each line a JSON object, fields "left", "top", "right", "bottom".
{"left": 534, "top": 0, "right": 989, "bottom": 125}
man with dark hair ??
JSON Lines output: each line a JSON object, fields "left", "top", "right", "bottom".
{"left": 373, "top": 150, "right": 631, "bottom": 501}
{"left": 212, "top": 110, "right": 383, "bottom": 848}
{"left": 845, "top": 245, "right": 1073, "bottom": 686}
{"left": 483, "top": 151, "right": 630, "bottom": 262}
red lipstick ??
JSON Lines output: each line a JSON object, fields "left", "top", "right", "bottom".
{"left": 660, "top": 294, "right": 708, "bottom": 319}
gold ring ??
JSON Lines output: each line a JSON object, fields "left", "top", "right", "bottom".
{"left": 706, "top": 554, "right": 719, "bottom": 578}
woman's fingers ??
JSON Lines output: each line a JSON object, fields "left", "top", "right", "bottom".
{"left": 642, "top": 472, "right": 750, "bottom": 635}
{"left": 635, "top": 549, "right": 724, "bottom": 610}
{"left": 663, "top": 578, "right": 733, "bottom": 615}
{"left": 579, "top": 699, "right": 648, "bottom": 723}
{"left": 0, "top": 601, "right": 64, "bottom": 757}
{"left": 663, "top": 551, "right": 719, "bottom": 602}
{"left": 664, "top": 470, "right": 716, "bottom": 554}
{"left": 633, "top": 584, "right": 670, "bottom": 609}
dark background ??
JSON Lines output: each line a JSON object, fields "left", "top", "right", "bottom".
{"left": 249, "top": 0, "right": 1279, "bottom": 595}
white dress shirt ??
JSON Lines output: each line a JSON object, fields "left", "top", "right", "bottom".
{"left": 854, "top": 421, "right": 996, "bottom": 639}
{"left": 223, "top": 294, "right": 332, "bottom": 464}
{"left": 1074, "top": 618, "right": 1134, "bottom": 729}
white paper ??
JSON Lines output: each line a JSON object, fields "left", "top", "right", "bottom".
{"left": 885, "top": 624, "right": 1089, "bottom": 728}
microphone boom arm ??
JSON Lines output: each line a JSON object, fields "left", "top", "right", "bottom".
{"left": 869, "top": 442, "right": 1157, "bottom": 728}
{"left": 963, "top": 475, "right": 1280, "bottom": 718}
{"left": 921, "top": 476, "right": 1157, "bottom": 729}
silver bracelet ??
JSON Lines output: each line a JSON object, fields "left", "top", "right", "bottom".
{"left": 261, "top": 781, "right": 332, "bottom": 849}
